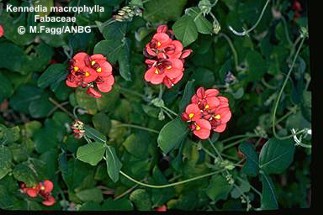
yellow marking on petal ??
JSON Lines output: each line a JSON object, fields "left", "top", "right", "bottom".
{"left": 196, "top": 125, "right": 201, "bottom": 131}
{"left": 154, "top": 69, "right": 159, "bottom": 74}
{"left": 214, "top": 114, "right": 221, "bottom": 120}
{"left": 73, "top": 66, "right": 79, "bottom": 72}
{"left": 189, "top": 113, "right": 194, "bottom": 119}
{"left": 166, "top": 66, "right": 172, "bottom": 70}
{"left": 157, "top": 41, "right": 161, "bottom": 47}
{"left": 85, "top": 71, "right": 90, "bottom": 77}
{"left": 205, "top": 104, "right": 209, "bottom": 109}
{"left": 96, "top": 67, "right": 102, "bottom": 73}
{"left": 91, "top": 60, "right": 96, "bottom": 66}
{"left": 40, "top": 186, "right": 45, "bottom": 191}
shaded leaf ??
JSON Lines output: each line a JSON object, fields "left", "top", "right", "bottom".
{"left": 260, "top": 172, "right": 278, "bottom": 210}
{"left": 179, "top": 80, "right": 195, "bottom": 112}
{"left": 37, "top": 64, "right": 67, "bottom": 90}
{"left": 84, "top": 125, "right": 107, "bottom": 144}
{"left": 206, "top": 175, "right": 233, "bottom": 202}
{"left": 76, "top": 188, "right": 104, "bottom": 203}
{"left": 238, "top": 142, "right": 259, "bottom": 177}
{"left": 173, "top": 15, "right": 198, "bottom": 47}
{"left": 157, "top": 117, "right": 188, "bottom": 154}
{"left": 129, "top": 189, "right": 152, "bottom": 211}
{"left": 76, "top": 142, "right": 106, "bottom": 166}
{"left": 105, "top": 146, "right": 122, "bottom": 182}
{"left": 259, "top": 138, "right": 295, "bottom": 174}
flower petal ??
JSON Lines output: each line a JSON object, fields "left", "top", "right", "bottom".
{"left": 96, "top": 76, "right": 114, "bottom": 92}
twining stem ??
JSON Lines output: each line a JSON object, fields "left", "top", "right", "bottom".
{"left": 118, "top": 87, "right": 146, "bottom": 99}
{"left": 114, "top": 184, "right": 139, "bottom": 200}
{"left": 116, "top": 123, "right": 159, "bottom": 134}
{"left": 48, "top": 97, "right": 75, "bottom": 119}
{"left": 161, "top": 106, "right": 178, "bottom": 117}
{"left": 219, "top": 33, "right": 239, "bottom": 71}
{"left": 229, "top": 0, "right": 271, "bottom": 36}
{"left": 272, "top": 34, "right": 307, "bottom": 140}
{"left": 119, "top": 169, "right": 225, "bottom": 189}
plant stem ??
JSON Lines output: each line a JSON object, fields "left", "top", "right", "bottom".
{"left": 272, "top": 34, "right": 306, "bottom": 140}
{"left": 229, "top": 0, "right": 271, "bottom": 36}
{"left": 119, "top": 169, "right": 225, "bottom": 189}
{"left": 161, "top": 106, "right": 178, "bottom": 117}
{"left": 118, "top": 87, "right": 146, "bottom": 99}
{"left": 116, "top": 123, "right": 159, "bottom": 134}
{"left": 222, "top": 135, "right": 260, "bottom": 150}
{"left": 219, "top": 33, "right": 239, "bottom": 71}
{"left": 114, "top": 184, "right": 139, "bottom": 200}
{"left": 48, "top": 97, "right": 75, "bottom": 119}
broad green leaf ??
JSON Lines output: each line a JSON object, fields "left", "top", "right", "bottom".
{"left": 84, "top": 125, "right": 107, "bottom": 144}
{"left": 157, "top": 117, "right": 188, "bottom": 154}
{"left": 123, "top": 134, "right": 148, "bottom": 158}
{"left": 173, "top": 15, "right": 198, "bottom": 47}
{"left": 76, "top": 188, "right": 104, "bottom": 203}
{"left": 260, "top": 172, "right": 278, "bottom": 210}
{"left": 9, "top": 85, "right": 42, "bottom": 114}
{"left": 118, "top": 38, "right": 132, "bottom": 81}
{"left": 37, "top": 64, "right": 67, "bottom": 90}
{"left": 75, "top": 88, "right": 98, "bottom": 115}
{"left": 129, "top": 189, "right": 152, "bottom": 211}
{"left": 246, "top": 51, "right": 267, "bottom": 81}
{"left": 187, "top": 7, "right": 213, "bottom": 34}
{"left": 102, "top": 198, "right": 133, "bottom": 211}
{"left": 93, "top": 39, "right": 124, "bottom": 64}
{"left": 238, "top": 142, "right": 259, "bottom": 177}
{"left": 28, "top": 92, "right": 54, "bottom": 118}
{"left": 259, "top": 138, "right": 295, "bottom": 174}
{"left": 101, "top": 22, "right": 127, "bottom": 41}
{"left": 12, "top": 163, "right": 38, "bottom": 187}
{"left": 105, "top": 146, "right": 122, "bottom": 182}
{"left": 0, "top": 146, "right": 12, "bottom": 180}
{"left": 143, "top": 0, "right": 187, "bottom": 22}
{"left": 179, "top": 80, "right": 195, "bottom": 112}
{"left": 76, "top": 142, "right": 106, "bottom": 166}
{"left": 79, "top": 202, "right": 102, "bottom": 211}
{"left": 34, "top": 127, "right": 59, "bottom": 153}
{"left": 191, "top": 67, "right": 215, "bottom": 88}
{"left": 0, "top": 43, "right": 26, "bottom": 73}
{"left": 206, "top": 175, "right": 233, "bottom": 202}
{"left": 92, "top": 112, "right": 111, "bottom": 136}
{"left": 33, "top": 0, "right": 54, "bottom": 16}
{"left": 0, "top": 73, "right": 13, "bottom": 102}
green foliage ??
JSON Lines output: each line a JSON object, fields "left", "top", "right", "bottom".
{"left": 0, "top": 0, "right": 311, "bottom": 212}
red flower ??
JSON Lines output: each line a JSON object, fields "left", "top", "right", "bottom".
{"left": 182, "top": 103, "right": 202, "bottom": 122}
{"left": 191, "top": 119, "right": 211, "bottom": 139}
{"left": 143, "top": 25, "right": 192, "bottom": 88}
{"left": 0, "top": 25, "right": 4, "bottom": 38}
{"left": 154, "top": 204, "right": 167, "bottom": 212}
{"left": 66, "top": 52, "right": 115, "bottom": 98}
{"left": 20, "top": 180, "right": 56, "bottom": 206}
{"left": 144, "top": 59, "right": 183, "bottom": 85}
{"left": 182, "top": 87, "right": 232, "bottom": 139}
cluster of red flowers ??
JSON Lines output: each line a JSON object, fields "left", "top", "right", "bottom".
{"left": 292, "top": 0, "right": 302, "bottom": 20}
{"left": 144, "top": 25, "right": 192, "bottom": 88}
{"left": 20, "top": 180, "right": 55, "bottom": 206}
{"left": 182, "top": 87, "right": 232, "bottom": 139}
{"left": 66, "top": 52, "right": 115, "bottom": 98}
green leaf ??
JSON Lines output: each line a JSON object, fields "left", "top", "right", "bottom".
{"left": 238, "top": 142, "right": 259, "bottom": 177}
{"left": 129, "top": 189, "right": 152, "bottom": 211}
{"left": 92, "top": 112, "right": 111, "bottom": 136}
{"left": 179, "top": 80, "right": 195, "bottom": 112}
{"left": 0, "top": 43, "right": 26, "bottom": 73}
{"left": 28, "top": 92, "right": 54, "bottom": 118}
{"left": 123, "top": 134, "right": 148, "bottom": 159}
{"left": 12, "top": 163, "right": 38, "bottom": 187}
{"left": 143, "top": 0, "right": 187, "bottom": 22}
{"left": 84, "top": 125, "right": 107, "bottom": 144}
{"left": 259, "top": 138, "right": 295, "bottom": 174}
{"left": 34, "top": 0, "right": 54, "bottom": 16}
{"left": 246, "top": 51, "right": 267, "bottom": 81}
{"left": 260, "top": 172, "right": 278, "bottom": 210}
{"left": 157, "top": 117, "right": 188, "bottom": 154}
{"left": 0, "top": 73, "right": 13, "bottom": 102}
{"left": 118, "top": 38, "right": 132, "bottom": 81}
{"left": 101, "top": 22, "right": 127, "bottom": 41}
{"left": 105, "top": 146, "right": 122, "bottom": 182}
{"left": 102, "top": 198, "right": 133, "bottom": 211}
{"left": 93, "top": 39, "right": 124, "bottom": 64}
{"left": 187, "top": 7, "right": 213, "bottom": 34}
{"left": 76, "top": 188, "right": 104, "bottom": 203}
{"left": 0, "top": 146, "right": 12, "bottom": 180}
{"left": 37, "top": 64, "right": 67, "bottom": 90}
{"left": 206, "top": 175, "right": 233, "bottom": 202}
{"left": 173, "top": 15, "right": 199, "bottom": 47}
{"left": 76, "top": 142, "right": 106, "bottom": 166}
